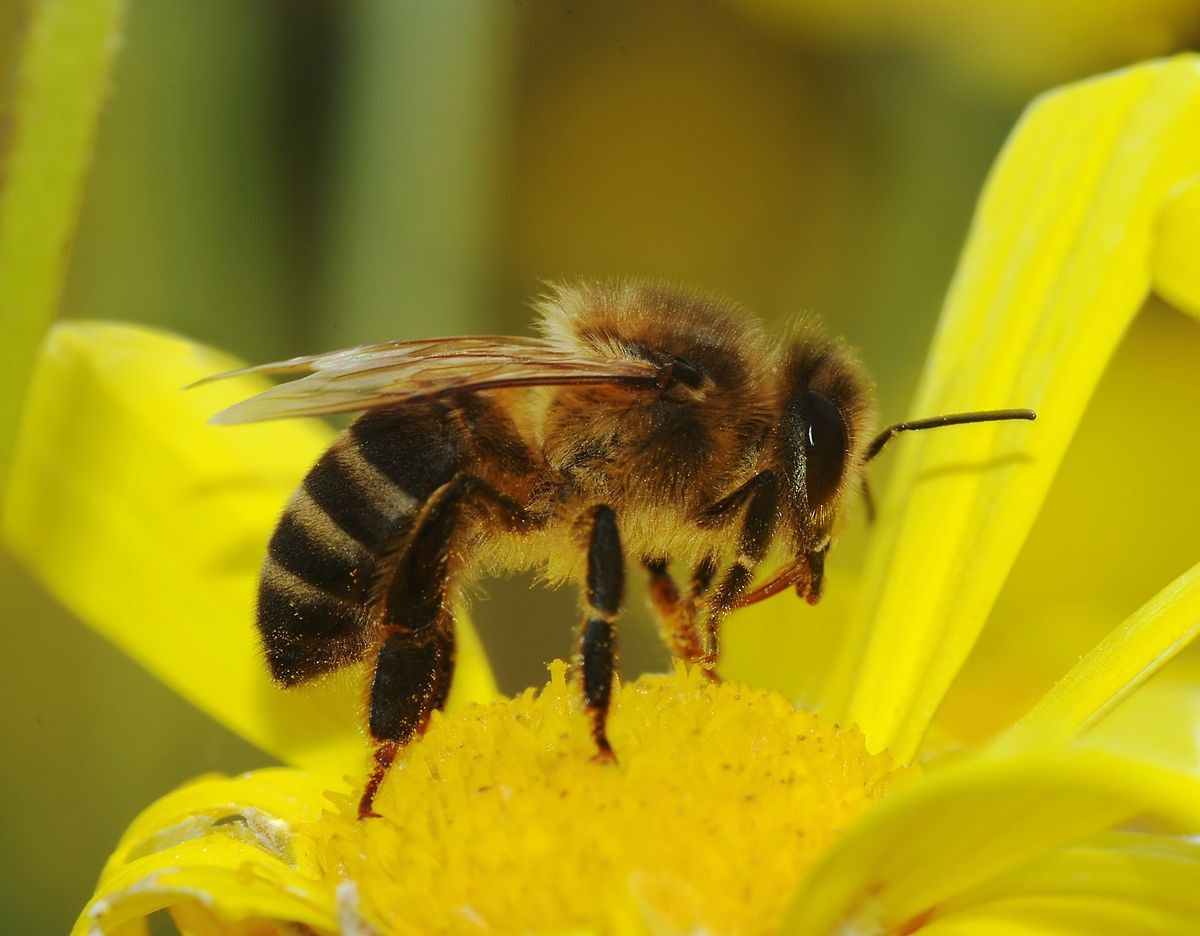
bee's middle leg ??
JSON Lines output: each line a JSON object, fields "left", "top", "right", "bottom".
{"left": 360, "top": 473, "right": 533, "bottom": 818}
{"left": 578, "top": 504, "right": 624, "bottom": 760}
{"left": 644, "top": 555, "right": 716, "bottom": 666}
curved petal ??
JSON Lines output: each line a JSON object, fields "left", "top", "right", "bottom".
{"left": 1075, "top": 678, "right": 1200, "bottom": 776}
{"left": 97, "top": 768, "right": 331, "bottom": 885}
{"left": 783, "top": 746, "right": 1200, "bottom": 936}
{"left": 919, "top": 832, "right": 1200, "bottom": 936}
{"left": 826, "top": 56, "right": 1200, "bottom": 762}
{"left": 2, "top": 323, "right": 498, "bottom": 781}
{"left": 1154, "top": 174, "right": 1200, "bottom": 318}
{"left": 71, "top": 770, "right": 338, "bottom": 936}
{"left": 1007, "top": 559, "right": 1200, "bottom": 740}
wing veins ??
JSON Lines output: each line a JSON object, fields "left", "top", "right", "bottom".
{"left": 202, "top": 335, "right": 662, "bottom": 425}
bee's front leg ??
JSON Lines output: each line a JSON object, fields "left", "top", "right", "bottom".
{"left": 703, "top": 471, "right": 780, "bottom": 675}
{"left": 578, "top": 504, "right": 624, "bottom": 761}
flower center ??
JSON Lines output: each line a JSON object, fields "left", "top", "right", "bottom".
{"left": 313, "top": 662, "right": 908, "bottom": 935}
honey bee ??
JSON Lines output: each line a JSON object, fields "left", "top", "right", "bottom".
{"left": 204, "top": 280, "right": 1033, "bottom": 817}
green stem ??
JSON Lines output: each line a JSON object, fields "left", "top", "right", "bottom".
{"left": 0, "top": 0, "right": 128, "bottom": 493}
{"left": 320, "top": 0, "right": 514, "bottom": 344}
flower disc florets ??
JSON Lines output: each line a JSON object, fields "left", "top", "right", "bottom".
{"left": 313, "top": 663, "right": 908, "bottom": 935}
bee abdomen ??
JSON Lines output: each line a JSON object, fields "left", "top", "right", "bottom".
{"left": 301, "top": 445, "right": 419, "bottom": 553}
{"left": 258, "top": 565, "right": 365, "bottom": 686}
{"left": 258, "top": 474, "right": 393, "bottom": 685}
{"left": 349, "top": 405, "right": 465, "bottom": 502}
{"left": 257, "top": 407, "right": 465, "bottom": 686}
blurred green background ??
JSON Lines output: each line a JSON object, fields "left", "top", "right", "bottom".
{"left": 3, "top": 2, "right": 1200, "bottom": 932}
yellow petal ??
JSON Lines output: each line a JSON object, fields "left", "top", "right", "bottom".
{"left": 783, "top": 746, "right": 1200, "bottom": 935}
{"left": 1076, "top": 678, "right": 1200, "bottom": 776}
{"left": 1008, "top": 560, "right": 1200, "bottom": 740}
{"left": 826, "top": 56, "right": 1200, "bottom": 762}
{"left": 74, "top": 819, "right": 337, "bottom": 935}
{"left": 1154, "top": 174, "right": 1200, "bottom": 317}
{"left": 920, "top": 832, "right": 1200, "bottom": 936}
{"left": 169, "top": 902, "right": 299, "bottom": 936}
{"left": 98, "top": 768, "right": 330, "bottom": 886}
{"left": 3, "top": 322, "right": 498, "bottom": 782}
{"left": 930, "top": 303, "right": 1200, "bottom": 749}
{"left": 73, "top": 769, "right": 338, "bottom": 935}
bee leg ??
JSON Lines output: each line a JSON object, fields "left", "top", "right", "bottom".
{"left": 361, "top": 633, "right": 454, "bottom": 819}
{"left": 644, "top": 558, "right": 700, "bottom": 662}
{"left": 704, "top": 472, "right": 780, "bottom": 675}
{"left": 358, "top": 472, "right": 537, "bottom": 818}
{"left": 690, "top": 554, "right": 718, "bottom": 612}
{"left": 644, "top": 555, "right": 716, "bottom": 665}
{"left": 690, "top": 556, "right": 721, "bottom": 678}
{"left": 360, "top": 624, "right": 455, "bottom": 818}
{"left": 360, "top": 740, "right": 399, "bottom": 819}
{"left": 579, "top": 505, "right": 624, "bottom": 761}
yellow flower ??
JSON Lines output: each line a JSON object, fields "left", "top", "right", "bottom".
{"left": 5, "top": 57, "right": 1200, "bottom": 935}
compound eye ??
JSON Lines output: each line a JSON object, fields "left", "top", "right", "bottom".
{"left": 799, "top": 391, "right": 848, "bottom": 509}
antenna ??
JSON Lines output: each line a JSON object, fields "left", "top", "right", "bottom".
{"left": 858, "top": 408, "right": 1036, "bottom": 525}
{"left": 865, "top": 408, "right": 1036, "bottom": 463}
{"left": 741, "top": 408, "right": 1037, "bottom": 610}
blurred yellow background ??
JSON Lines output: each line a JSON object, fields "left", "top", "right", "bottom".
{"left": 3, "top": 2, "right": 1199, "bottom": 932}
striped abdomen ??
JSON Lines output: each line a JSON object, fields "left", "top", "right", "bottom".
{"left": 257, "top": 405, "right": 463, "bottom": 686}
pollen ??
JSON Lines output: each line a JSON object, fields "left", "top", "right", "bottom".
{"left": 311, "top": 662, "right": 910, "bottom": 935}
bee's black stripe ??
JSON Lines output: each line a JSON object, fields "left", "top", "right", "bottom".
{"left": 266, "top": 509, "right": 372, "bottom": 603}
{"left": 258, "top": 572, "right": 363, "bottom": 639}
{"left": 303, "top": 448, "right": 397, "bottom": 550}
{"left": 350, "top": 407, "right": 464, "bottom": 501}
{"left": 257, "top": 574, "right": 368, "bottom": 685}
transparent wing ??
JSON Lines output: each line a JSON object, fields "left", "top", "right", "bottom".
{"left": 195, "top": 336, "right": 662, "bottom": 424}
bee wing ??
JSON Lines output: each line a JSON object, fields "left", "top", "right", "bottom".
{"left": 197, "top": 336, "right": 662, "bottom": 424}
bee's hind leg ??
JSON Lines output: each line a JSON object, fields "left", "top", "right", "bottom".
{"left": 578, "top": 505, "right": 624, "bottom": 761}
{"left": 359, "top": 601, "right": 457, "bottom": 819}
{"left": 360, "top": 625, "right": 455, "bottom": 818}
{"left": 359, "top": 472, "right": 533, "bottom": 819}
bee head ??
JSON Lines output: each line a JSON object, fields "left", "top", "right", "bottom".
{"left": 775, "top": 331, "right": 875, "bottom": 556}
{"left": 729, "top": 333, "right": 874, "bottom": 608}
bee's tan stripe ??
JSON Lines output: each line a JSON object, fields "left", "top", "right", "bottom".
{"left": 287, "top": 488, "right": 373, "bottom": 557}
{"left": 332, "top": 443, "right": 419, "bottom": 519}
{"left": 266, "top": 495, "right": 373, "bottom": 602}
{"left": 302, "top": 445, "right": 421, "bottom": 551}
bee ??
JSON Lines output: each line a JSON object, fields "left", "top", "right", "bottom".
{"left": 204, "top": 280, "right": 1033, "bottom": 817}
